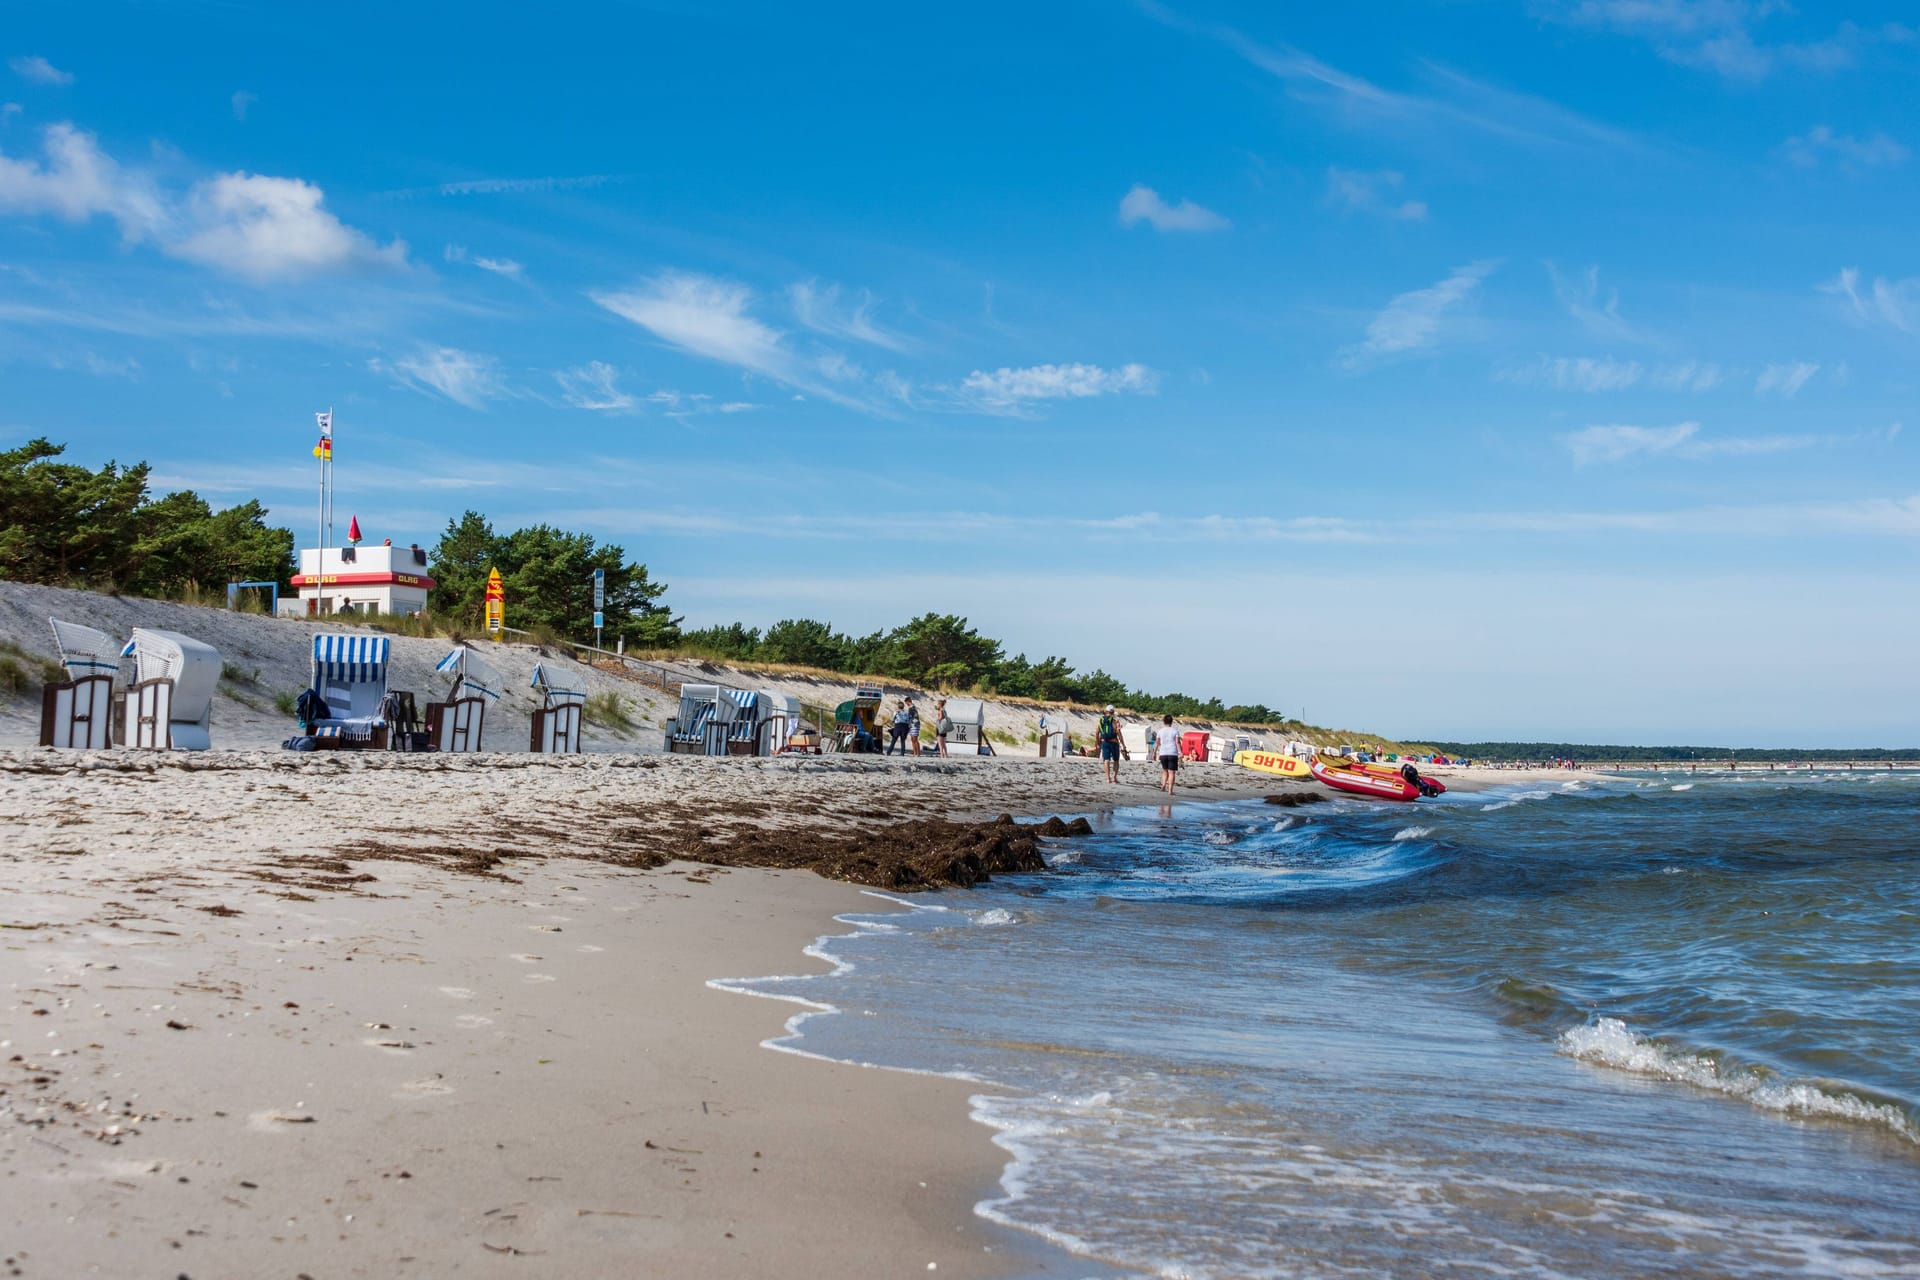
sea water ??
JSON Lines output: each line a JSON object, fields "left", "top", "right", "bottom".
{"left": 721, "top": 771, "right": 1920, "bottom": 1277}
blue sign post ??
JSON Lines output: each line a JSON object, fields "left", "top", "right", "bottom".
{"left": 592, "top": 569, "right": 605, "bottom": 649}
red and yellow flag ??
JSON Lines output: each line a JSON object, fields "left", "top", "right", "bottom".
{"left": 312, "top": 436, "right": 332, "bottom": 459}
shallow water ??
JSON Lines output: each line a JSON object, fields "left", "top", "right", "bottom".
{"left": 724, "top": 771, "right": 1920, "bottom": 1277}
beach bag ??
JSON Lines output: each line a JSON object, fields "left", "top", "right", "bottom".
{"left": 937, "top": 716, "right": 954, "bottom": 735}
{"left": 282, "top": 735, "right": 317, "bottom": 752}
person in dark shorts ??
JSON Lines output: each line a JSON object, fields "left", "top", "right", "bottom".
{"left": 1157, "top": 713, "right": 1180, "bottom": 795}
{"left": 1096, "top": 704, "right": 1124, "bottom": 783}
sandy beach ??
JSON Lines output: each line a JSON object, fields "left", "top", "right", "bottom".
{"left": 0, "top": 749, "right": 1308, "bottom": 1278}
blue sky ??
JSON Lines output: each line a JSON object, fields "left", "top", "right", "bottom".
{"left": 3, "top": 1, "right": 1916, "bottom": 745}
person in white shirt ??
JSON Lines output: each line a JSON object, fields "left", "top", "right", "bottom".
{"left": 1155, "top": 713, "right": 1180, "bottom": 795}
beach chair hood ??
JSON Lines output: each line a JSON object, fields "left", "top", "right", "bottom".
{"left": 435, "top": 645, "right": 505, "bottom": 702}
{"left": 312, "top": 633, "right": 390, "bottom": 722}
{"left": 123, "top": 627, "right": 220, "bottom": 749}
{"left": 49, "top": 618, "right": 123, "bottom": 679}
{"left": 531, "top": 662, "right": 587, "bottom": 705}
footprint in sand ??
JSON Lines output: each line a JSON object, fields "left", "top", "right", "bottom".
{"left": 438, "top": 986, "right": 474, "bottom": 1000}
{"left": 454, "top": 1014, "right": 494, "bottom": 1029}
{"left": 363, "top": 1038, "right": 417, "bottom": 1054}
{"left": 524, "top": 973, "right": 557, "bottom": 983}
{"left": 509, "top": 953, "right": 542, "bottom": 964}
{"left": 247, "top": 1109, "right": 319, "bottom": 1131}
{"left": 577, "top": 944, "right": 605, "bottom": 954}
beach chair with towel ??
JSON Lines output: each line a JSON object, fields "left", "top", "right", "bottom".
{"left": 754, "top": 691, "right": 801, "bottom": 756}
{"left": 530, "top": 662, "right": 587, "bottom": 754}
{"left": 309, "top": 633, "right": 391, "bottom": 750}
{"left": 428, "top": 645, "right": 504, "bottom": 753}
{"left": 41, "top": 618, "right": 121, "bottom": 749}
{"left": 119, "top": 628, "right": 220, "bottom": 750}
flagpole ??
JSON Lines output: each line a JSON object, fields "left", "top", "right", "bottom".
{"left": 316, "top": 414, "right": 326, "bottom": 617}
{"left": 324, "top": 406, "right": 335, "bottom": 598}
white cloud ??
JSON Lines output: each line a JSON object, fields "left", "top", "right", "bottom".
{"left": 2, "top": 103, "right": 20, "bottom": 121}
{"left": 593, "top": 272, "right": 795, "bottom": 382}
{"left": 375, "top": 347, "right": 506, "bottom": 409}
{"left": 1780, "top": 125, "right": 1907, "bottom": 170}
{"left": 0, "top": 122, "right": 165, "bottom": 238}
{"left": 1821, "top": 266, "right": 1920, "bottom": 333}
{"left": 231, "top": 90, "right": 256, "bottom": 122}
{"left": 170, "top": 172, "right": 406, "bottom": 282}
{"left": 1565, "top": 421, "right": 1700, "bottom": 464}
{"left": 958, "top": 362, "right": 1159, "bottom": 413}
{"left": 1755, "top": 361, "right": 1819, "bottom": 396}
{"left": 1325, "top": 167, "right": 1426, "bottom": 220}
{"left": 444, "top": 243, "right": 525, "bottom": 280}
{"left": 1549, "top": 263, "right": 1641, "bottom": 341}
{"left": 1340, "top": 260, "right": 1499, "bottom": 370}
{"left": 0, "top": 121, "right": 404, "bottom": 281}
{"left": 789, "top": 280, "right": 910, "bottom": 351}
{"left": 1118, "top": 184, "right": 1229, "bottom": 232}
{"left": 555, "top": 361, "right": 637, "bottom": 412}
{"left": 9, "top": 56, "right": 72, "bottom": 86}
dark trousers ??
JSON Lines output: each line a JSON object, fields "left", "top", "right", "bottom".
{"left": 887, "top": 725, "right": 908, "bottom": 754}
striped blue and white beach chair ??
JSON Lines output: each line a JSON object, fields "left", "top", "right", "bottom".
{"left": 311, "top": 633, "right": 391, "bottom": 747}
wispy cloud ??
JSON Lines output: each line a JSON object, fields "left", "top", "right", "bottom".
{"left": 1549, "top": 263, "right": 1642, "bottom": 341}
{"left": 1118, "top": 184, "right": 1230, "bottom": 232}
{"left": 555, "top": 361, "right": 637, "bottom": 412}
{"left": 231, "top": 90, "right": 256, "bottom": 122}
{"left": 1564, "top": 419, "right": 1894, "bottom": 464}
{"left": 789, "top": 280, "right": 912, "bottom": 351}
{"left": 1780, "top": 125, "right": 1907, "bottom": 170}
{"left": 594, "top": 272, "right": 796, "bottom": 380}
{"left": 374, "top": 347, "right": 507, "bottom": 409}
{"left": 957, "top": 362, "right": 1159, "bottom": 414}
{"left": 1652, "top": 360, "right": 1725, "bottom": 391}
{"left": 1340, "top": 260, "right": 1499, "bottom": 371}
{"left": 1498, "top": 355, "right": 1644, "bottom": 392}
{"left": 384, "top": 174, "right": 615, "bottom": 199}
{"left": 1821, "top": 266, "right": 1920, "bottom": 333}
{"left": 1497, "top": 354, "right": 1725, "bottom": 393}
{"left": 444, "top": 243, "right": 525, "bottom": 280}
{"left": 1143, "top": 3, "right": 1637, "bottom": 151}
{"left": 9, "top": 56, "right": 72, "bottom": 87}
{"left": 0, "top": 122, "right": 406, "bottom": 281}
{"left": 1325, "top": 167, "right": 1426, "bottom": 220}
{"left": 1546, "top": 2, "right": 1904, "bottom": 81}
{"left": 1755, "top": 361, "right": 1819, "bottom": 396}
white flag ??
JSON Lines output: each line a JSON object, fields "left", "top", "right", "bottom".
{"left": 315, "top": 410, "right": 333, "bottom": 437}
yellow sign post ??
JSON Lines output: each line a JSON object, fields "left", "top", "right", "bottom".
{"left": 484, "top": 568, "right": 504, "bottom": 635}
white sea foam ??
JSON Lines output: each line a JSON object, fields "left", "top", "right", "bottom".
{"left": 1482, "top": 790, "right": 1549, "bottom": 812}
{"left": 974, "top": 908, "right": 1018, "bottom": 927}
{"left": 1269, "top": 816, "right": 1298, "bottom": 833}
{"left": 1046, "top": 848, "right": 1083, "bottom": 866}
{"left": 1203, "top": 829, "right": 1235, "bottom": 846}
{"left": 1392, "top": 826, "right": 1433, "bottom": 842}
{"left": 1671, "top": 783, "right": 1694, "bottom": 791}
{"left": 1558, "top": 1018, "right": 1919, "bottom": 1144}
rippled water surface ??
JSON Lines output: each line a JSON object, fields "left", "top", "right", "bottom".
{"left": 725, "top": 770, "right": 1920, "bottom": 1278}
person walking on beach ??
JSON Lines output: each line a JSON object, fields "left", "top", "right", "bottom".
{"left": 1156, "top": 713, "right": 1180, "bottom": 795}
{"left": 887, "top": 699, "right": 912, "bottom": 756}
{"left": 1097, "top": 704, "right": 1124, "bottom": 783}
{"left": 908, "top": 698, "right": 923, "bottom": 757}
{"left": 934, "top": 698, "right": 952, "bottom": 758}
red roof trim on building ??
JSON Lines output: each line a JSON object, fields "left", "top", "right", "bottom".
{"left": 291, "top": 571, "right": 437, "bottom": 589}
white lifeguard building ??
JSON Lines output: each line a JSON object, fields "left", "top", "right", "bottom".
{"left": 286, "top": 540, "right": 435, "bottom": 617}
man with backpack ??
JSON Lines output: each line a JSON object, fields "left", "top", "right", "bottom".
{"left": 1096, "top": 704, "right": 1125, "bottom": 783}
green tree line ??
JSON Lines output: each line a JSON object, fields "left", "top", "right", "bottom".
{"left": 428, "top": 510, "right": 679, "bottom": 647}
{"left": 0, "top": 438, "right": 293, "bottom": 594}
{"left": 680, "top": 613, "right": 1284, "bottom": 723}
